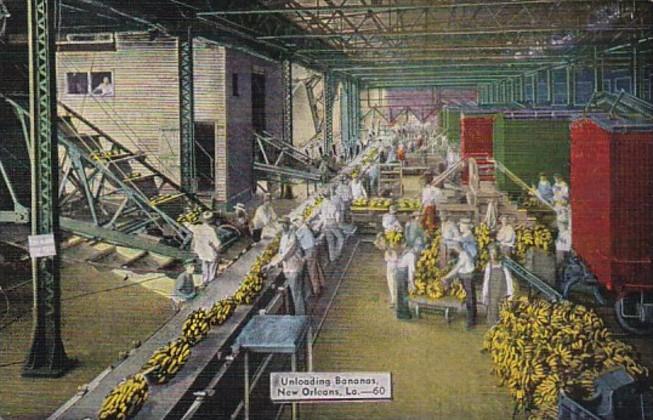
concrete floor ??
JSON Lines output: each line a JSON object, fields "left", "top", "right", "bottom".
{"left": 302, "top": 242, "right": 516, "bottom": 420}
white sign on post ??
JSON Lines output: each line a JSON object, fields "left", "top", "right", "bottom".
{"left": 270, "top": 372, "right": 392, "bottom": 403}
{"left": 28, "top": 234, "right": 57, "bottom": 258}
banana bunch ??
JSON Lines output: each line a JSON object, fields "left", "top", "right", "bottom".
{"left": 384, "top": 230, "right": 404, "bottom": 247}
{"left": 176, "top": 207, "right": 202, "bottom": 225}
{"left": 474, "top": 223, "right": 492, "bottom": 270}
{"left": 483, "top": 297, "right": 649, "bottom": 418}
{"left": 233, "top": 238, "right": 280, "bottom": 305}
{"left": 352, "top": 198, "right": 368, "bottom": 208}
{"left": 90, "top": 150, "right": 121, "bottom": 161}
{"left": 149, "top": 194, "right": 175, "bottom": 206}
{"left": 514, "top": 225, "right": 553, "bottom": 262}
{"left": 123, "top": 172, "right": 143, "bottom": 182}
{"left": 396, "top": 198, "right": 421, "bottom": 211}
{"left": 98, "top": 373, "right": 148, "bottom": 420}
{"left": 302, "top": 197, "right": 324, "bottom": 220}
{"left": 143, "top": 338, "right": 191, "bottom": 385}
{"left": 361, "top": 148, "right": 379, "bottom": 164}
{"left": 208, "top": 297, "right": 236, "bottom": 326}
{"left": 368, "top": 197, "right": 392, "bottom": 209}
{"left": 182, "top": 309, "right": 210, "bottom": 345}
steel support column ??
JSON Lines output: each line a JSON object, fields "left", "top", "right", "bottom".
{"left": 520, "top": 74, "right": 526, "bottom": 102}
{"left": 324, "top": 72, "right": 335, "bottom": 154}
{"left": 567, "top": 64, "right": 575, "bottom": 107}
{"left": 547, "top": 69, "right": 553, "bottom": 104}
{"left": 23, "top": 0, "right": 70, "bottom": 377}
{"left": 632, "top": 43, "right": 640, "bottom": 98}
{"left": 352, "top": 78, "right": 360, "bottom": 149}
{"left": 593, "top": 47, "right": 603, "bottom": 93}
{"left": 282, "top": 59, "right": 293, "bottom": 145}
{"left": 178, "top": 27, "right": 195, "bottom": 193}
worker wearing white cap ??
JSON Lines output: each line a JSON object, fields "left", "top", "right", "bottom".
{"left": 382, "top": 205, "right": 403, "bottom": 234}
{"left": 552, "top": 174, "right": 569, "bottom": 203}
{"left": 293, "top": 215, "right": 325, "bottom": 297}
{"left": 232, "top": 203, "right": 249, "bottom": 235}
{"left": 496, "top": 215, "right": 516, "bottom": 256}
{"left": 250, "top": 193, "right": 277, "bottom": 242}
{"left": 267, "top": 217, "right": 306, "bottom": 315}
{"left": 191, "top": 211, "right": 222, "bottom": 287}
{"left": 442, "top": 244, "right": 477, "bottom": 329}
{"left": 350, "top": 174, "right": 368, "bottom": 201}
{"left": 316, "top": 190, "right": 345, "bottom": 262}
{"left": 457, "top": 218, "right": 478, "bottom": 260}
{"left": 335, "top": 176, "right": 353, "bottom": 222}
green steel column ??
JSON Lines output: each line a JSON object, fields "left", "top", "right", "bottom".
{"left": 352, "top": 78, "right": 360, "bottom": 148}
{"left": 282, "top": 59, "right": 293, "bottom": 144}
{"left": 520, "top": 74, "right": 526, "bottom": 102}
{"left": 593, "top": 47, "right": 603, "bottom": 93}
{"left": 324, "top": 72, "right": 335, "bottom": 153}
{"left": 547, "top": 69, "right": 553, "bottom": 104}
{"left": 340, "top": 79, "right": 350, "bottom": 157}
{"left": 178, "top": 27, "right": 195, "bottom": 193}
{"left": 632, "top": 43, "right": 640, "bottom": 98}
{"left": 531, "top": 74, "right": 536, "bottom": 103}
{"left": 567, "top": 64, "right": 575, "bottom": 107}
{"left": 23, "top": 0, "right": 70, "bottom": 377}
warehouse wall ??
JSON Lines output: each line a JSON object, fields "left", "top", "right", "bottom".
{"left": 56, "top": 33, "right": 182, "bottom": 182}
{"left": 223, "top": 49, "right": 283, "bottom": 204}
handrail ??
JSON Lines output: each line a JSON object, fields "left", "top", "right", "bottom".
{"left": 504, "top": 257, "right": 563, "bottom": 302}
{"left": 490, "top": 158, "right": 556, "bottom": 211}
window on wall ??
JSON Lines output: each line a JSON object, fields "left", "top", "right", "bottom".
{"left": 536, "top": 70, "right": 549, "bottom": 105}
{"left": 574, "top": 66, "right": 594, "bottom": 105}
{"left": 524, "top": 75, "right": 534, "bottom": 103}
{"left": 552, "top": 69, "right": 567, "bottom": 105}
{"left": 232, "top": 73, "right": 239, "bottom": 97}
{"left": 66, "top": 71, "right": 114, "bottom": 96}
{"left": 614, "top": 77, "right": 632, "bottom": 94}
{"left": 603, "top": 80, "right": 611, "bottom": 92}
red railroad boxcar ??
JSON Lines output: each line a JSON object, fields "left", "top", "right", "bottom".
{"left": 570, "top": 116, "right": 653, "bottom": 298}
{"left": 460, "top": 109, "right": 496, "bottom": 183}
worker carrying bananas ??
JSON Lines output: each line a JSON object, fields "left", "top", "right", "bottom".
{"left": 292, "top": 215, "right": 325, "bottom": 297}
{"left": 496, "top": 215, "right": 516, "bottom": 256}
{"left": 554, "top": 200, "right": 572, "bottom": 279}
{"left": 250, "top": 193, "right": 278, "bottom": 242}
{"left": 481, "top": 245, "right": 514, "bottom": 325}
{"left": 441, "top": 244, "right": 477, "bottom": 329}
{"left": 316, "top": 190, "right": 345, "bottom": 262}
{"left": 266, "top": 217, "right": 306, "bottom": 315}
{"left": 191, "top": 211, "right": 222, "bottom": 287}
{"left": 552, "top": 173, "right": 569, "bottom": 203}
{"left": 382, "top": 205, "right": 403, "bottom": 234}
{"left": 366, "top": 155, "right": 380, "bottom": 196}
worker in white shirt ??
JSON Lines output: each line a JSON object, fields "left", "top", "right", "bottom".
{"left": 293, "top": 215, "right": 325, "bottom": 297}
{"left": 266, "top": 217, "right": 306, "bottom": 315}
{"left": 440, "top": 211, "right": 461, "bottom": 268}
{"left": 367, "top": 157, "right": 380, "bottom": 196}
{"left": 250, "top": 193, "right": 277, "bottom": 242}
{"left": 457, "top": 218, "right": 478, "bottom": 260}
{"left": 404, "top": 211, "right": 426, "bottom": 253}
{"left": 496, "top": 215, "right": 516, "bottom": 256}
{"left": 316, "top": 190, "right": 345, "bottom": 262}
{"left": 382, "top": 205, "right": 403, "bottom": 233}
{"left": 335, "top": 176, "right": 353, "bottom": 222}
{"left": 552, "top": 174, "right": 569, "bottom": 203}
{"left": 481, "top": 245, "right": 514, "bottom": 325}
{"left": 555, "top": 203, "right": 572, "bottom": 280}
{"left": 350, "top": 174, "right": 368, "bottom": 201}
{"left": 191, "top": 211, "right": 222, "bottom": 287}
{"left": 441, "top": 244, "right": 477, "bottom": 329}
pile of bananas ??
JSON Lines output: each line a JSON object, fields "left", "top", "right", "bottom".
{"left": 473, "top": 223, "right": 492, "bottom": 270}
{"left": 412, "top": 231, "right": 467, "bottom": 303}
{"left": 369, "top": 197, "right": 392, "bottom": 209}
{"left": 351, "top": 198, "right": 368, "bottom": 208}
{"left": 384, "top": 230, "right": 404, "bottom": 247}
{"left": 176, "top": 207, "right": 202, "bottom": 225}
{"left": 143, "top": 338, "right": 191, "bottom": 384}
{"left": 396, "top": 198, "right": 421, "bottom": 211}
{"left": 98, "top": 373, "right": 148, "bottom": 420}
{"left": 233, "top": 238, "right": 280, "bottom": 305}
{"left": 182, "top": 309, "right": 210, "bottom": 345}
{"left": 208, "top": 298, "right": 236, "bottom": 326}
{"left": 483, "top": 297, "right": 649, "bottom": 418}
{"left": 123, "top": 172, "right": 143, "bottom": 182}
{"left": 514, "top": 225, "right": 553, "bottom": 262}
{"left": 361, "top": 147, "right": 379, "bottom": 165}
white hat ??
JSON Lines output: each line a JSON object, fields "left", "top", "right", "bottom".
{"left": 201, "top": 211, "right": 214, "bottom": 222}
{"left": 234, "top": 203, "right": 246, "bottom": 212}
{"left": 389, "top": 205, "right": 398, "bottom": 214}
{"left": 459, "top": 218, "right": 472, "bottom": 226}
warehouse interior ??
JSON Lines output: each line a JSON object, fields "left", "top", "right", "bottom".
{"left": 1, "top": 1, "right": 653, "bottom": 419}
